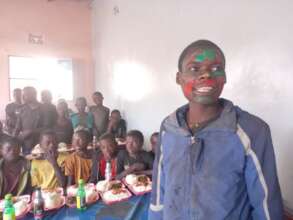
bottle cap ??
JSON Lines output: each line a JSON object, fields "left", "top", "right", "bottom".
{"left": 4, "top": 194, "right": 12, "bottom": 200}
{"left": 78, "top": 179, "right": 84, "bottom": 185}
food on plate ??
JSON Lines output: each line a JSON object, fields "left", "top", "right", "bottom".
{"left": 96, "top": 180, "right": 109, "bottom": 192}
{"left": 67, "top": 186, "right": 78, "bottom": 196}
{"left": 42, "top": 191, "right": 63, "bottom": 209}
{"left": 31, "top": 144, "right": 44, "bottom": 156}
{"left": 125, "top": 174, "right": 137, "bottom": 185}
{"left": 58, "top": 142, "right": 69, "bottom": 152}
{"left": 85, "top": 187, "right": 97, "bottom": 203}
{"left": 125, "top": 174, "right": 152, "bottom": 193}
{"left": 108, "top": 181, "right": 124, "bottom": 195}
{"left": 102, "top": 188, "right": 130, "bottom": 203}
{"left": 66, "top": 196, "right": 75, "bottom": 207}
{"left": 136, "top": 175, "right": 150, "bottom": 186}
{"left": 97, "top": 180, "right": 130, "bottom": 203}
{"left": 13, "top": 200, "right": 28, "bottom": 216}
{"left": 0, "top": 195, "right": 30, "bottom": 215}
{"left": 67, "top": 184, "right": 97, "bottom": 203}
{"left": 115, "top": 138, "right": 126, "bottom": 145}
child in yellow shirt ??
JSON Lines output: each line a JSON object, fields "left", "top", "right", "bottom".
{"left": 64, "top": 130, "right": 93, "bottom": 185}
{"left": 31, "top": 131, "right": 66, "bottom": 190}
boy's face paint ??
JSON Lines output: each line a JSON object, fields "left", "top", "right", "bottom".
{"left": 195, "top": 49, "right": 216, "bottom": 62}
{"left": 178, "top": 47, "right": 226, "bottom": 105}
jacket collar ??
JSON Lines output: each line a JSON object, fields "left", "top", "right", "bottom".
{"left": 164, "top": 98, "right": 237, "bottom": 137}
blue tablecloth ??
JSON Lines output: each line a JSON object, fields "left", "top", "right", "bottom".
{"left": 23, "top": 193, "right": 150, "bottom": 220}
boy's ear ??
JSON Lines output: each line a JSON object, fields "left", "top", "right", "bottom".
{"left": 176, "top": 72, "right": 182, "bottom": 85}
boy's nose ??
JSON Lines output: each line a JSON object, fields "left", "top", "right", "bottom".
{"left": 198, "top": 72, "right": 211, "bottom": 80}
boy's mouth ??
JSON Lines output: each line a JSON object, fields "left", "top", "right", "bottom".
{"left": 196, "top": 86, "right": 213, "bottom": 93}
{"left": 194, "top": 79, "right": 216, "bottom": 94}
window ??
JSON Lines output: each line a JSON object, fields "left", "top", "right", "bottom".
{"left": 9, "top": 56, "right": 73, "bottom": 101}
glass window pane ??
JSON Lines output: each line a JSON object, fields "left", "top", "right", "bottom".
{"left": 9, "top": 56, "right": 73, "bottom": 101}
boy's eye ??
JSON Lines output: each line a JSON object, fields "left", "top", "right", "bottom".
{"left": 210, "top": 65, "right": 222, "bottom": 72}
{"left": 189, "top": 66, "right": 200, "bottom": 72}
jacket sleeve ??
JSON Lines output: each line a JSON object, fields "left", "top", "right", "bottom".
{"left": 239, "top": 123, "right": 283, "bottom": 220}
{"left": 148, "top": 129, "right": 165, "bottom": 220}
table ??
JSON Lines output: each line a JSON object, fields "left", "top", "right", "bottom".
{"left": 23, "top": 193, "right": 150, "bottom": 220}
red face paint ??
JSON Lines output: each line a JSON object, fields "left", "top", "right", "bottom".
{"left": 183, "top": 80, "right": 196, "bottom": 97}
{"left": 183, "top": 78, "right": 217, "bottom": 96}
{"left": 198, "top": 79, "right": 216, "bottom": 87}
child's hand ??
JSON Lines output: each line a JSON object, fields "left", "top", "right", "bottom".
{"left": 44, "top": 147, "right": 58, "bottom": 165}
{"left": 130, "top": 163, "right": 145, "bottom": 172}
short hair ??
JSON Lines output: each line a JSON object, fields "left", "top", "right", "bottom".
{"left": 74, "top": 129, "right": 91, "bottom": 143}
{"left": 99, "top": 133, "right": 117, "bottom": 145}
{"left": 111, "top": 109, "right": 120, "bottom": 115}
{"left": 151, "top": 132, "right": 159, "bottom": 139}
{"left": 76, "top": 97, "right": 87, "bottom": 105}
{"left": 23, "top": 86, "right": 37, "bottom": 95}
{"left": 0, "top": 136, "right": 20, "bottom": 148}
{"left": 93, "top": 91, "right": 103, "bottom": 97}
{"left": 39, "top": 130, "right": 57, "bottom": 142}
{"left": 13, "top": 88, "right": 22, "bottom": 93}
{"left": 178, "top": 39, "right": 226, "bottom": 72}
{"left": 57, "top": 98, "right": 67, "bottom": 104}
{"left": 127, "top": 130, "right": 144, "bottom": 146}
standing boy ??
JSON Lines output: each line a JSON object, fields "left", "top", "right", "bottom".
{"left": 70, "top": 97, "right": 95, "bottom": 135}
{"left": 149, "top": 40, "right": 283, "bottom": 220}
{"left": 5, "top": 88, "right": 22, "bottom": 135}
{"left": 89, "top": 92, "right": 110, "bottom": 138}
{"left": 14, "top": 87, "right": 44, "bottom": 155}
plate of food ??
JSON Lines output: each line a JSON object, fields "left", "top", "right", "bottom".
{"left": 115, "top": 138, "right": 126, "bottom": 145}
{"left": 0, "top": 195, "right": 31, "bottom": 219}
{"left": 95, "top": 180, "right": 109, "bottom": 193}
{"left": 66, "top": 183, "right": 99, "bottom": 208}
{"left": 123, "top": 174, "right": 152, "bottom": 195}
{"left": 42, "top": 190, "right": 65, "bottom": 211}
{"left": 32, "top": 188, "right": 64, "bottom": 211}
{"left": 25, "top": 144, "right": 44, "bottom": 160}
{"left": 97, "top": 180, "right": 131, "bottom": 205}
{"left": 58, "top": 143, "right": 74, "bottom": 153}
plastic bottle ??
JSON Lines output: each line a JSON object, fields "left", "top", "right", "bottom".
{"left": 3, "top": 194, "right": 16, "bottom": 220}
{"left": 76, "top": 179, "right": 86, "bottom": 211}
{"left": 33, "top": 187, "right": 44, "bottom": 220}
{"left": 105, "top": 160, "right": 112, "bottom": 181}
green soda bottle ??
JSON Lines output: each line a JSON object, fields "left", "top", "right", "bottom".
{"left": 76, "top": 179, "right": 86, "bottom": 211}
{"left": 3, "top": 194, "right": 16, "bottom": 220}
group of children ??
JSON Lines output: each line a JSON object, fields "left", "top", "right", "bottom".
{"left": 0, "top": 128, "right": 159, "bottom": 198}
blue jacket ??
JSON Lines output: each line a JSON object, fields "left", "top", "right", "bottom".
{"left": 149, "top": 99, "right": 283, "bottom": 220}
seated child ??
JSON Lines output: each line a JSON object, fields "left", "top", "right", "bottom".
{"left": 107, "top": 109, "right": 127, "bottom": 141}
{"left": 97, "top": 133, "right": 118, "bottom": 180}
{"left": 0, "top": 137, "right": 30, "bottom": 197}
{"left": 64, "top": 130, "right": 93, "bottom": 185}
{"left": 149, "top": 132, "right": 159, "bottom": 160}
{"left": 31, "top": 131, "right": 66, "bottom": 190}
{"left": 116, "top": 130, "right": 154, "bottom": 179}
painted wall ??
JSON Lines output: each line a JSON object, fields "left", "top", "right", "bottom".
{"left": 92, "top": 0, "right": 293, "bottom": 209}
{"left": 0, "top": 0, "right": 93, "bottom": 118}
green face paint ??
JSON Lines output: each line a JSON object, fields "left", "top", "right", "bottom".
{"left": 195, "top": 49, "right": 216, "bottom": 62}
{"left": 211, "top": 70, "right": 225, "bottom": 77}
{"left": 194, "top": 96, "right": 215, "bottom": 105}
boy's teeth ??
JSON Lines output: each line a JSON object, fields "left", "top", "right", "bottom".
{"left": 197, "top": 87, "right": 212, "bottom": 92}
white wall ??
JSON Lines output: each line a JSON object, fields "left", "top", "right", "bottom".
{"left": 92, "top": 0, "right": 293, "bottom": 208}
